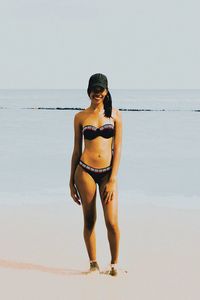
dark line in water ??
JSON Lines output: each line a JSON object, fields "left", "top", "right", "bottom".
{"left": 0, "top": 107, "right": 200, "bottom": 112}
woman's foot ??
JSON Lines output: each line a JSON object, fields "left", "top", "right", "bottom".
{"left": 109, "top": 265, "right": 118, "bottom": 276}
{"left": 89, "top": 261, "right": 100, "bottom": 273}
{"left": 105, "top": 263, "right": 118, "bottom": 276}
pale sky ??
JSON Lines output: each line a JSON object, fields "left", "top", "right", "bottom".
{"left": 0, "top": 0, "right": 199, "bottom": 89}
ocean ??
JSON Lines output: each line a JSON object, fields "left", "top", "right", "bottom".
{"left": 0, "top": 89, "right": 200, "bottom": 209}
{"left": 0, "top": 89, "right": 200, "bottom": 110}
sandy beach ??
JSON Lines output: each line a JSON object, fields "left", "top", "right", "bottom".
{"left": 0, "top": 91, "right": 200, "bottom": 299}
{"left": 0, "top": 203, "right": 199, "bottom": 299}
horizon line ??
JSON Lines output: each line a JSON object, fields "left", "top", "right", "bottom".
{"left": 0, "top": 88, "right": 200, "bottom": 91}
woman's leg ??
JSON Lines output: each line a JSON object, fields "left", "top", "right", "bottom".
{"left": 98, "top": 175, "right": 120, "bottom": 264}
{"left": 74, "top": 164, "right": 97, "bottom": 262}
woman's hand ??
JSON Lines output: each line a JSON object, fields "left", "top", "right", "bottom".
{"left": 69, "top": 183, "right": 81, "bottom": 206}
{"left": 103, "top": 178, "right": 117, "bottom": 205}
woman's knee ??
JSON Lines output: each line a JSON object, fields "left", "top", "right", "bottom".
{"left": 106, "top": 220, "right": 119, "bottom": 234}
{"left": 84, "top": 214, "right": 96, "bottom": 231}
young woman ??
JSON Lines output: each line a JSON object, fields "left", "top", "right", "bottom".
{"left": 69, "top": 73, "right": 122, "bottom": 276}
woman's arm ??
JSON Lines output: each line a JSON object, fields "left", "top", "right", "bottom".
{"left": 109, "top": 109, "right": 123, "bottom": 181}
{"left": 69, "top": 112, "right": 82, "bottom": 186}
{"left": 103, "top": 109, "right": 122, "bottom": 204}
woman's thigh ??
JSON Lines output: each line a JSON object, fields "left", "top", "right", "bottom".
{"left": 98, "top": 174, "right": 119, "bottom": 225}
{"left": 74, "top": 164, "right": 97, "bottom": 217}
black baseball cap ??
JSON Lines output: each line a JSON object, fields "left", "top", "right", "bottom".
{"left": 88, "top": 73, "right": 108, "bottom": 90}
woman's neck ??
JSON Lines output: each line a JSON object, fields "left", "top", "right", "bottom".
{"left": 89, "top": 102, "right": 104, "bottom": 114}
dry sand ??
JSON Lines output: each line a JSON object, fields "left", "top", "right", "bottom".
{"left": 0, "top": 200, "right": 199, "bottom": 300}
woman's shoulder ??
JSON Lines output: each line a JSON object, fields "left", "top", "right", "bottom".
{"left": 74, "top": 109, "right": 88, "bottom": 127}
{"left": 112, "top": 107, "right": 122, "bottom": 121}
{"left": 75, "top": 108, "right": 89, "bottom": 117}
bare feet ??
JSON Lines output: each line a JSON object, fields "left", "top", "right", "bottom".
{"left": 89, "top": 261, "right": 100, "bottom": 273}
{"left": 109, "top": 266, "right": 118, "bottom": 276}
{"left": 104, "top": 263, "right": 118, "bottom": 276}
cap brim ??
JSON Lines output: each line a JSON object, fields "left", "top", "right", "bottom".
{"left": 90, "top": 83, "right": 107, "bottom": 89}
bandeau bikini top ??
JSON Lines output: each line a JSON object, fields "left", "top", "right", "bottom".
{"left": 82, "top": 124, "right": 114, "bottom": 140}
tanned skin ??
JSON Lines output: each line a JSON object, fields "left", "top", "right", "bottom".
{"left": 69, "top": 88, "right": 122, "bottom": 268}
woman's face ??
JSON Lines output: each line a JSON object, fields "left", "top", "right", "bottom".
{"left": 89, "top": 86, "right": 108, "bottom": 103}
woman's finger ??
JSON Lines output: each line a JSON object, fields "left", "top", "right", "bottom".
{"left": 103, "top": 190, "right": 108, "bottom": 202}
{"left": 103, "top": 187, "right": 107, "bottom": 196}
{"left": 70, "top": 188, "right": 81, "bottom": 205}
{"left": 73, "top": 194, "right": 81, "bottom": 205}
{"left": 110, "top": 193, "right": 114, "bottom": 202}
{"left": 108, "top": 193, "right": 112, "bottom": 204}
{"left": 104, "top": 192, "right": 111, "bottom": 204}
{"left": 107, "top": 192, "right": 114, "bottom": 204}
{"left": 74, "top": 186, "right": 81, "bottom": 200}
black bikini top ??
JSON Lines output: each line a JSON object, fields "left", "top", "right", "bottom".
{"left": 82, "top": 123, "right": 115, "bottom": 140}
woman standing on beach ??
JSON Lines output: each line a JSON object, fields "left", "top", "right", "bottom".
{"left": 69, "top": 73, "right": 122, "bottom": 276}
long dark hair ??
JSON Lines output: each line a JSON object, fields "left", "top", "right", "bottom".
{"left": 87, "top": 86, "right": 113, "bottom": 118}
{"left": 103, "top": 90, "right": 112, "bottom": 118}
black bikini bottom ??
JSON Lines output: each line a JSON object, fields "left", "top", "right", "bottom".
{"left": 79, "top": 160, "right": 112, "bottom": 185}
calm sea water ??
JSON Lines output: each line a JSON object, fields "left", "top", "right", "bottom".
{"left": 0, "top": 89, "right": 200, "bottom": 208}
{"left": 0, "top": 89, "right": 200, "bottom": 110}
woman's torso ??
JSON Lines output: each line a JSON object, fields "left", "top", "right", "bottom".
{"left": 79, "top": 107, "right": 116, "bottom": 168}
